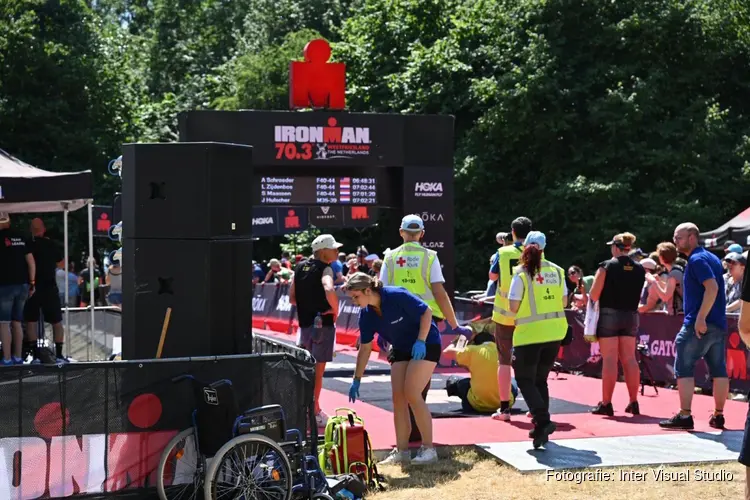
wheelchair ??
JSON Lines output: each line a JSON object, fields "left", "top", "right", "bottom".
{"left": 156, "top": 375, "right": 333, "bottom": 500}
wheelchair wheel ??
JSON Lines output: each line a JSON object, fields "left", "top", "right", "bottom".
{"left": 157, "top": 428, "right": 206, "bottom": 500}
{"left": 204, "top": 433, "right": 293, "bottom": 500}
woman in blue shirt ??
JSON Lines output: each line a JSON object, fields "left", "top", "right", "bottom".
{"left": 344, "top": 272, "right": 440, "bottom": 466}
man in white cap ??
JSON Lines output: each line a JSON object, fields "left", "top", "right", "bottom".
{"left": 290, "top": 234, "right": 342, "bottom": 426}
{"left": 381, "top": 214, "right": 470, "bottom": 337}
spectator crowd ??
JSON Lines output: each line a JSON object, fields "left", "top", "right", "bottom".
{"left": 254, "top": 246, "right": 386, "bottom": 287}
{"left": 474, "top": 234, "right": 746, "bottom": 320}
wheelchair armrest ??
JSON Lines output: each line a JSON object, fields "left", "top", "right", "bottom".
{"left": 285, "top": 428, "right": 303, "bottom": 445}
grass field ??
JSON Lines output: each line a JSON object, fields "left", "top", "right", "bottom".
{"left": 369, "top": 448, "right": 745, "bottom": 500}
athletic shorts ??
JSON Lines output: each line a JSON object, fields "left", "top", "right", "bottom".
{"left": 387, "top": 343, "right": 441, "bottom": 364}
{"left": 596, "top": 308, "right": 638, "bottom": 338}
{"left": 298, "top": 325, "right": 335, "bottom": 363}
{"left": 494, "top": 323, "right": 514, "bottom": 365}
{"left": 24, "top": 285, "right": 63, "bottom": 324}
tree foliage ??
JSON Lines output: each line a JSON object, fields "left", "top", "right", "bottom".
{"left": 2, "top": 0, "right": 750, "bottom": 288}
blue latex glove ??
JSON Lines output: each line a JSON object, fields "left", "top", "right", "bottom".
{"left": 348, "top": 379, "right": 361, "bottom": 403}
{"left": 411, "top": 339, "right": 427, "bottom": 360}
{"left": 454, "top": 325, "right": 473, "bottom": 338}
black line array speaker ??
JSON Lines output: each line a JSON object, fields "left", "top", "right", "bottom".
{"left": 121, "top": 142, "right": 254, "bottom": 360}
{"left": 122, "top": 142, "right": 254, "bottom": 239}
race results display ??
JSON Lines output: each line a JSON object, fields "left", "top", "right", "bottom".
{"left": 255, "top": 176, "right": 377, "bottom": 205}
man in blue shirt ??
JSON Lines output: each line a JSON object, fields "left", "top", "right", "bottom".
{"left": 660, "top": 222, "right": 728, "bottom": 430}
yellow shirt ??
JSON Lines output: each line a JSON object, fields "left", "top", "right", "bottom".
{"left": 455, "top": 342, "right": 506, "bottom": 412}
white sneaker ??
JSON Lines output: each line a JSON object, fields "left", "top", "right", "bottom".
{"left": 379, "top": 448, "right": 410, "bottom": 465}
{"left": 491, "top": 408, "right": 511, "bottom": 421}
{"left": 411, "top": 446, "right": 438, "bottom": 465}
{"left": 315, "top": 410, "right": 329, "bottom": 427}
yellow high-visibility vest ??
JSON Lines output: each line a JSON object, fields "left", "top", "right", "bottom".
{"left": 512, "top": 260, "right": 567, "bottom": 347}
{"left": 386, "top": 242, "right": 444, "bottom": 319}
{"left": 492, "top": 244, "right": 523, "bottom": 325}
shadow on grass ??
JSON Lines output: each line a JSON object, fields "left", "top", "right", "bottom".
{"left": 381, "top": 448, "right": 477, "bottom": 489}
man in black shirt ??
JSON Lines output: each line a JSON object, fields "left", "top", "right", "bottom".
{"left": 24, "top": 218, "right": 66, "bottom": 363}
{"left": 0, "top": 213, "right": 36, "bottom": 365}
{"left": 290, "top": 234, "right": 341, "bottom": 427}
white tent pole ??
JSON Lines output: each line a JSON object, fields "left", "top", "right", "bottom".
{"left": 87, "top": 202, "right": 94, "bottom": 362}
{"left": 63, "top": 206, "right": 70, "bottom": 360}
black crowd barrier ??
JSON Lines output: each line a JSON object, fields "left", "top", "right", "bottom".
{"left": 253, "top": 283, "right": 748, "bottom": 392}
{"left": 0, "top": 340, "right": 315, "bottom": 499}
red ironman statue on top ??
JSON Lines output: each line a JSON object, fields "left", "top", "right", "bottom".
{"left": 289, "top": 39, "right": 346, "bottom": 110}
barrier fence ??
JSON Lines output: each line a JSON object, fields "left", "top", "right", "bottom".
{"left": 253, "top": 283, "right": 749, "bottom": 392}
{"left": 26, "top": 306, "right": 122, "bottom": 362}
{"left": 1, "top": 338, "right": 315, "bottom": 499}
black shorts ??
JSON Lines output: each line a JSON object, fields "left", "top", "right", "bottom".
{"left": 596, "top": 308, "right": 639, "bottom": 338}
{"left": 23, "top": 285, "right": 63, "bottom": 324}
{"left": 387, "top": 343, "right": 441, "bottom": 364}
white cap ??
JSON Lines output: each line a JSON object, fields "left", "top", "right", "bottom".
{"left": 640, "top": 258, "right": 657, "bottom": 270}
{"left": 0, "top": 212, "right": 9, "bottom": 224}
{"left": 311, "top": 234, "right": 343, "bottom": 252}
{"left": 365, "top": 254, "right": 379, "bottom": 261}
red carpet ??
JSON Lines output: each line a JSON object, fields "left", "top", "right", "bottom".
{"left": 257, "top": 328, "right": 748, "bottom": 451}
{"left": 320, "top": 374, "right": 748, "bottom": 451}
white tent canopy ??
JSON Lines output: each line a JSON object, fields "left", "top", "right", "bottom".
{"left": 0, "top": 148, "right": 93, "bottom": 212}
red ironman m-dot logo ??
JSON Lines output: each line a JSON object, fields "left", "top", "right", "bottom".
{"left": 289, "top": 39, "right": 346, "bottom": 110}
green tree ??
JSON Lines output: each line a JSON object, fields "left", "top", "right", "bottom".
{"left": 0, "top": 0, "right": 140, "bottom": 256}
{"left": 280, "top": 229, "right": 321, "bottom": 256}
{"left": 336, "top": 0, "right": 750, "bottom": 288}
{"left": 214, "top": 29, "right": 323, "bottom": 111}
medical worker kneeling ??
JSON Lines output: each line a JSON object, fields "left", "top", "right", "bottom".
{"left": 508, "top": 231, "right": 569, "bottom": 449}
{"left": 345, "top": 272, "right": 440, "bottom": 466}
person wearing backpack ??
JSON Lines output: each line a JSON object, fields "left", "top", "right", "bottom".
{"left": 344, "top": 272, "right": 440, "bottom": 465}
{"left": 647, "top": 242, "right": 684, "bottom": 315}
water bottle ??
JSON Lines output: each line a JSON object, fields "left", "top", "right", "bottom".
{"left": 336, "top": 490, "right": 355, "bottom": 500}
{"left": 314, "top": 314, "right": 323, "bottom": 329}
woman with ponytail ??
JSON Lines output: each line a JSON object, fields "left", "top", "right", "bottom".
{"left": 343, "top": 272, "right": 441, "bottom": 465}
{"left": 507, "top": 231, "right": 569, "bottom": 449}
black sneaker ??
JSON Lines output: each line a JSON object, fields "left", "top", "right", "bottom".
{"left": 709, "top": 413, "right": 725, "bottom": 429}
{"left": 38, "top": 348, "right": 57, "bottom": 365}
{"left": 624, "top": 401, "right": 640, "bottom": 415}
{"left": 591, "top": 402, "right": 614, "bottom": 416}
{"left": 659, "top": 413, "right": 694, "bottom": 430}
{"left": 531, "top": 421, "right": 557, "bottom": 449}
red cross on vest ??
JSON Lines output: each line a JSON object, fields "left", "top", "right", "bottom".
{"left": 536, "top": 274, "right": 545, "bottom": 284}
{"left": 397, "top": 257, "right": 406, "bottom": 267}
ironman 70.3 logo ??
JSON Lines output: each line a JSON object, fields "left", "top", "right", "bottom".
{"left": 274, "top": 117, "right": 371, "bottom": 160}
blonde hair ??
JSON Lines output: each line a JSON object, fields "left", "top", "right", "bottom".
{"left": 343, "top": 272, "right": 383, "bottom": 292}
{"left": 611, "top": 232, "right": 636, "bottom": 248}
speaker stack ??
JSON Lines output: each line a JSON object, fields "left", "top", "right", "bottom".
{"left": 121, "top": 142, "right": 254, "bottom": 359}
